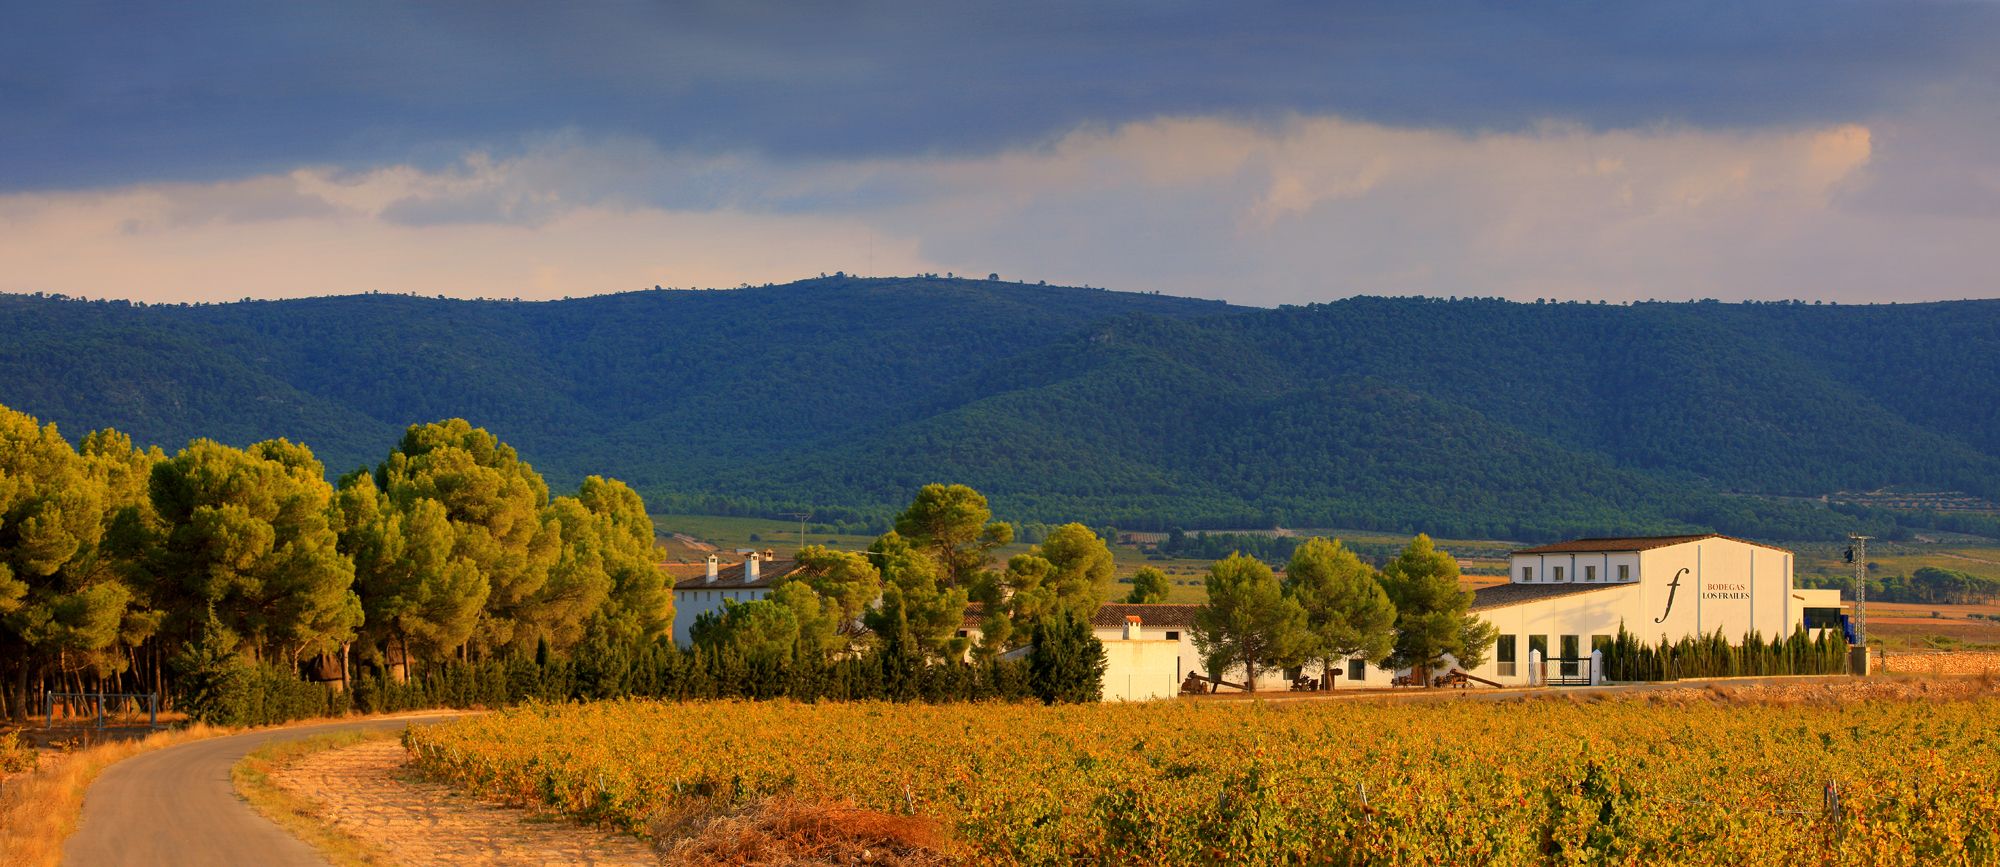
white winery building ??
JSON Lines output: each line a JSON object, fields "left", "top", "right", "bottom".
{"left": 1458, "top": 534, "right": 1843, "bottom": 686}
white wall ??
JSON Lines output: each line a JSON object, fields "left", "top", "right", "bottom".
{"left": 1636, "top": 538, "right": 1797, "bottom": 643}
{"left": 1467, "top": 584, "right": 1640, "bottom": 686}
{"left": 1512, "top": 552, "right": 1641, "bottom": 584}
{"left": 671, "top": 586, "right": 770, "bottom": 647}
{"left": 1087, "top": 625, "right": 1394, "bottom": 692}
{"left": 1090, "top": 624, "right": 1199, "bottom": 686}
{"left": 1101, "top": 639, "right": 1184, "bottom": 701}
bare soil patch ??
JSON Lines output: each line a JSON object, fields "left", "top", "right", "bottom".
{"left": 271, "top": 738, "right": 656, "bottom": 866}
{"left": 656, "top": 798, "right": 954, "bottom": 867}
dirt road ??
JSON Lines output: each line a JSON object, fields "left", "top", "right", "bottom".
{"left": 61, "top": 713, "right": 458, "bottom": 867}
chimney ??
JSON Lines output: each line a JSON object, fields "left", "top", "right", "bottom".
{"left": 763, "top": 547, "right": 777, "bottom": 562}
{"left": 705, "top": 554, "right": 719, "bottom": 583}
{"left": 746, "top": 551, "right": 761, "bottom": 582}
{"left": 1124, "top": 614, "right": 1141, "bottom": 641}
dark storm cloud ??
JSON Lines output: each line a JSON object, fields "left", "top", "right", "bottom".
{"left": 4, "top": 1, "right": 1996, "bottom": 191}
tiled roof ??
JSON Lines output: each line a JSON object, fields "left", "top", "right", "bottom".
{"left": 960, "top": 602, "right": 1201, "bottom": 631}
{"left": 1512, "top": 533, "right": 1790, "bottom": 555}
{"left": 1469, "top": 582, "right": 1626, "bottom": 612}
{"left": 670, "top": 559, "right": 803, "bottom": 591}
{"left": 1090, "top": 603, "right": 1199, "bottom": 629}
{"left": 660, "top": 563, "right": 710, "bottom": 581}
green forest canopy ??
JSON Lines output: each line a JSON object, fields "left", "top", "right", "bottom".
{"left": 4, "top": 277, "right": 1999, "bottom": 541}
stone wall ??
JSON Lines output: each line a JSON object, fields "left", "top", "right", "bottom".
{"left": 1882, "top": 650, "right": 2000, "bottom": 676}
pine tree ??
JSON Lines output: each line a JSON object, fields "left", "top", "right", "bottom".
{"left": 1283, "top": 537, "right": 1396, "bottom": 689}
{"left": 1380, "top": 535, "right": 1494, "bottom": 686}
{"left": 1027, "top": 609, "right": 1106, "bottom": 703}
{"left": 1126, "top": 566, "right": 1170, "bottom": 604}
{"left": 1191, "top": 553, "right": 1307, "bottom": 691}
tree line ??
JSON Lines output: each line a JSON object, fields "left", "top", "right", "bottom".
{"left": 683, "top": 484, "right": 1501, "bottom": 696}
{"left": 1188, "top": 534, "right": 1496, "bottom": 691}
{"left": 1, "top": 389, "right": 1527, "bottom": 723}
{"left": 0, "top": 402, "right": 668, "bottom": 721}
{"left": 687, "top": 483, "right": 1119, "bottom": 672}
{"left": 1799, "top": 565, "right": 2000, "bottom": 606}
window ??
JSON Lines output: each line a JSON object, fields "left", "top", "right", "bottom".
{"left": 1348, "top": 658, "right": 1366, "bottom": 682}
{"left": 1165, "top": 630, "right": 1181, "bottom": 641}
{"left": 1521, "top": 565, "right": 1535, "bottom": 582}
{"left": 1803, "top": 608, "right": 1842, "bottom": 630}
{"left": 1584, "top": 565, "right": 1597, "bottom": 582}
{"left": 1496, "top": 635, "right": 1517, "bottom": 677}
{"left": 1529, "top": 635, "right": 1549, "bottom": 662}
{"left": 1618, "top": 564, "right": 1631, "bottom": 582}
{"left": 1560, "top": 635, "right": 1580, "bottom": 678}
{"left": 1591, "top": 635, "right": 1613, "bottom": 656}
{"left": 956, "top": 629, "right": 969, "bottom": 638}
{"left": 1553, "top": 566, "right": 1565, "bottom": 582}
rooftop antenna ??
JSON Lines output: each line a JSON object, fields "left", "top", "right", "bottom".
{"left": 782, "top": 511, "right": 812, "bottom": 552}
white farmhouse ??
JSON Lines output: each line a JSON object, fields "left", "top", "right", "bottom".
{"left": 668, "top": 549, "right": 804, "bottom": 647}
{"left": 959, "top": 602, "right": 1397, "bottom": 700}
{"left": 1457, "top": 534, "right": 1844, "bottom": 686}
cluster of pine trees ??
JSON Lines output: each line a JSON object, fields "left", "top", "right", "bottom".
{"left": 0, "top": 402, "right": 667, "bottom": 721}
{"left": 1189, "top": 535, "right": 1497, "bottom": 691}
{"left": 687, "top": 483, "right": 1120, "bottom": 670}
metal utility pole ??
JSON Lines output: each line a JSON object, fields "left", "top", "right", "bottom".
{"left": 1848, "top": 534, "right": 1870, "bottom": 654}
{"left": 782, "top": 512, "right": 811, "bottom": 552}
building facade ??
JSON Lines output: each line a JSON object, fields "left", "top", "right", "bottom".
{"left": 961, "top": 602, "right": 1396, "bottom": 698}
{"left": 1458, "top": 534, "right": 1843, "bottom": 686}
{"left": 668, "top": 549, "right": 803, "bottom": 647}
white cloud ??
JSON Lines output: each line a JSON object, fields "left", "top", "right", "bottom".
{"left": 2, "top": 113, "right": 1994, "bottom": 305}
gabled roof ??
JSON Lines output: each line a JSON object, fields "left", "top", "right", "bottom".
{"left": 670, "top": 559, "right": 803, "bottom": 591}
{"left": 1091, "top": 603, "right": 1199, "bottom": 629}
{"left": 960, "top": 602, "right": 1202, "bottom": 631}
{"left": 1512, "top": 533, "right": 1790, "bottom": 556}
{"left": 1469, "top": 582, "right": 1626, "bottom": 612}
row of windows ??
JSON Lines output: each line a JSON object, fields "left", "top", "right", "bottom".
{"left": 1493, "top": 634, "right": 1614, "bottom": 677}
{"left": 955, "top": 628, "right": 1185, "bottom": 641}
{"left": 1518, "top": 564, "right": 1632, "bottom": 582}
{"left": 681, "top": 590, "right": 761, "bottom": 603}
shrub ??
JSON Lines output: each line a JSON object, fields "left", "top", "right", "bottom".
{"left": 0, "top": 731, "right": 36, "bottom": 774}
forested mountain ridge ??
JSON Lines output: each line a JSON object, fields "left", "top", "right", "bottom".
{"left": 3, "top": 277, "right": 1997, "bottom": 540}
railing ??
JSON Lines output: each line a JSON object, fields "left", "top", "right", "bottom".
{"left": 44, "top": 691, "right": 161, "bottom": 730}
{"left": 1541, "top": 657, "right": 1595, "bottom": 687}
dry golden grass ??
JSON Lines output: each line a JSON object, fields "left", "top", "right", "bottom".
{"left": 0, "top": 723, "right": 228, "bottom": 867}
{"left": 658, "top": 797, "right": 956, "bottom": 867}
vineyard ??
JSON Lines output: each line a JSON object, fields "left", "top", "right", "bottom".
{"left": 404, "top": 692, "right": 1998, "bottom": 865}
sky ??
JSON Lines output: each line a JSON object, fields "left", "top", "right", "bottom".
{"left": 3, "top": 2, "right": 1998, "bottom": 306}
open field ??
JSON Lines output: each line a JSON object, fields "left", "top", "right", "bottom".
{"left": 407, "top": 689, "right": 2000, "bottom": 865}
{"left": 1862, "top": 600, "right": 2000, "bottom": 646}
{"left": 651, "top": 513, "right": 882, "bottom": 560}
{"left": 1795, "top": 541, "right": 2000, "bottom": 586}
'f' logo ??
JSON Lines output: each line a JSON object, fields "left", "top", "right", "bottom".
{"left": 1654, "top": 568, "right": 1688, "bottom": 623}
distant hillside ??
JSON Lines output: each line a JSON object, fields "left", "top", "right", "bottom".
{"left": 4, "top": 278, "right": 1997, "bottom": 540}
